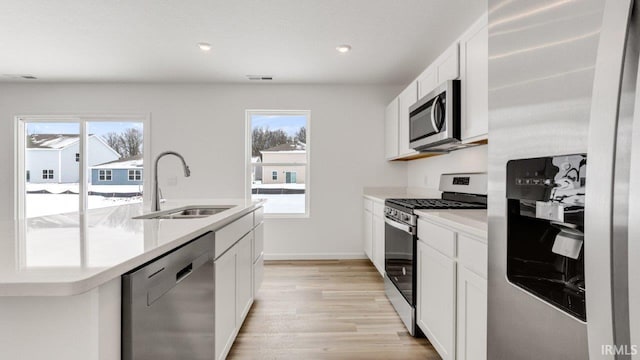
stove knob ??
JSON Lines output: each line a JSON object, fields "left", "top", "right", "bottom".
{"left": 392, "top": 210, "right": 398, "bottom": 216}
{"left": 402, "top": 214, "right": 410, "bottom": 222}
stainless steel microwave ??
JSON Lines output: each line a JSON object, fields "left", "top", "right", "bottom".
{"left": 409, "top": 80, "right": 461, "bottom": 152}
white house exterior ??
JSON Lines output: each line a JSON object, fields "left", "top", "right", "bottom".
{"left": 26, "top": 134, "right": 120, "bottom": 184}
{"left": 251, "top": 156, "right": 262, "bottom": 182}
{"left": 260, "top": 142, "right": 306, "bottom": 185}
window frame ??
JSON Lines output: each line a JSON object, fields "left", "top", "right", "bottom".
{"left": 14, "top": 114, "right": 151, "bottom": 220}
{"left": 99, "top": 169, "right": 113, "bottom": 181}
{"left": 245, "top": 109, "right": 311, "bottom": 218}
{"left": 42, "top": 169, "right": 54, "bottom": 180}
{"left": 128, "top": 169, "right": 142, "bottom": 181}
{"left": 271, "top": 171, "right": 278, "bottom": 181}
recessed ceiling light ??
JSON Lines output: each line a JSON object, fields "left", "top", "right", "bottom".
{"left": 336, "top": 44, "right": 352, "bottom": 53}
{"left": 197, "top": 42, "right": 212, "bottom": 52}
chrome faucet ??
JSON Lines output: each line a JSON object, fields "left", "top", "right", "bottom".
{"left": 152, "top": 151, "right": 191, "bottom": 212}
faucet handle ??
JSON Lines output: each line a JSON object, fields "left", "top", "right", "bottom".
{"left": 159, "top": 188, "right": 165, "bottom": 203}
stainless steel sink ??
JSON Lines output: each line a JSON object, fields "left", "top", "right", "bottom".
{"left": 133, "top": 206, "right": 233, "bottom": 220}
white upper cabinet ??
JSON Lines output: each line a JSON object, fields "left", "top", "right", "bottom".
{"left": 398, "top": 82, "right": 419, "bottom": 157}
{"left": 384, "top": 98, "right": 399, "bottom": 160}
{"left": 459, "top": 13, "right": 488, "bottom": 142}
{"left": 418, "top": 43, "right": 460, "bottom": 99}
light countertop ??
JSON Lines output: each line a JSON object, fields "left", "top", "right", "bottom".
{"left": 0, "top": 199, "right": 264, "bottom": 297}
{"left": 414, "top": 209, "right": 488, "bottom": 240}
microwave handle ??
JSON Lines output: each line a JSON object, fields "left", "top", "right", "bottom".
{"left": 430, "top": 95, "right": 440, "bottom": 131}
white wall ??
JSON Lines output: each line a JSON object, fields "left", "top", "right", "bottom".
{"left": 0, "top": 83, "right": 407, "bottom": 258}
{"left": 406, "top": 144, "right": 488, "bottom": 194}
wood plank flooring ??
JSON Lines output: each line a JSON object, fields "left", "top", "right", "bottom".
{"left": 228, "top": 260, "right": 440, "bottom": 360}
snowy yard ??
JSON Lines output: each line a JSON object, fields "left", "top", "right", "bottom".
{"left": 252, "top": 194, "right": 305, "bottom": 214}
{"left": 25, "top": 183, "right": 142, "bottom": 218}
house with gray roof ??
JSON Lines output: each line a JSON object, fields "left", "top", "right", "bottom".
{"left": 90, "top": 154, "right": 143, "bottom": 186}
{"left": 26, "top": 134, "right": 120, "bottom": 184}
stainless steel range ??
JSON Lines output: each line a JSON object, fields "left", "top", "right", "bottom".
{"left": 383, "top": 173, "right": 487, "bottom": 336}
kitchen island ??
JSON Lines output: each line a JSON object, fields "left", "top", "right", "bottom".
{"left": 0, "top": 199, "right": 264, "bottom": 360}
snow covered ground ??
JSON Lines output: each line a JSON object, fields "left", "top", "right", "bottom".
{"left": 26, "top": 194, "right": 142, "bottom": 218}
{"left": 25, "top": 183, "right": 142, "bottom": 218}
{"left": 252, "top": 194, "right": 305, "bottom": 214}
{"left": 252, "top": 183, "right": 305, "bottom": 190}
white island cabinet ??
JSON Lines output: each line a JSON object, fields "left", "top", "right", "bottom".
{"left": 0, "top": 199, "right": 265, "bottom": 360}
{"left": 415, "top": 210, "right": 488, "bottom": 360}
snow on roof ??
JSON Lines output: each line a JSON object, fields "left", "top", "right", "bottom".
{"left": 261, "top": 142, "right": 306, "bottom": 153}
{"left": 92, "top": 154, "right": 143, "bottom": 169}
{"left": 27, "top": 134, "right": 81, "bottom": 149}
{"left": 251, "top": 156, "right": 262, "bottom": 163}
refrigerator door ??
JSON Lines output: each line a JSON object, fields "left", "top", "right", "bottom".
{"left": 585, "top": 0, "right": 638, "bottom": 358}
{"left": 487, "top": 1, "right": 603, "bottom": 359}
{"left": 629, "top": 23, "right": 640, "bottom": 360}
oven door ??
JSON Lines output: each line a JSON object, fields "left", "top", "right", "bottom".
{"left": 384, "top": 217, "right": 417, "bottom": 305}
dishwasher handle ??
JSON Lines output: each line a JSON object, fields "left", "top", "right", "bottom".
{"left": 176, "top": 263, "right": 193, "bottom": 283}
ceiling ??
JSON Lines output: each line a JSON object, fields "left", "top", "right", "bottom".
{"left": 0, "top": 0, "right": 485, "bottom": 84}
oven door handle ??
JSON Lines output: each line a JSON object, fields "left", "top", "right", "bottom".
{"left": 385, "top": 218, "right": 416, "bottom": 235}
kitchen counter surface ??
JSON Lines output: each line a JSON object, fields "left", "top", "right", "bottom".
{"left": 363, "top": 187, "right": 441, "bottom": 203}
{"left": 414, "top": 209, "right": 487, "bottom": 240}
{"left": 0, "top": 199, "right": 264, "bottom": 297}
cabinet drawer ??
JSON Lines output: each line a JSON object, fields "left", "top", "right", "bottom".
{"left": 214, "top": 213, "right": 253, "bottom": 259}
{"left": 363, "top": 198, "right": 373, "bottom": 212}
{"left": 417, "top": 219, "right": 457, "bottom": 258}
{"left": 373, "top": 202, "right": 384, "bottom": 217}
{"left": 253, "top": 222, "right": 264, "bottom": 262}
{"left": 458, "top": 234, "right": 487, "bottom": 278}
{"left": 254, "top": 207, "right": 264, "bottom": 226}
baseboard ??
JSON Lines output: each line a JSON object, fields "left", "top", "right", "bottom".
{"left": 263, "top": 252, "right": 368, "bottom": 261}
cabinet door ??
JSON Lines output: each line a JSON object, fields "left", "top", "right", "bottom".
{"left": 417, "top": 241, "right": 456, "bottom": 360}
{"left": 372, "top": 214, "right": 385, "bottom": 276}
{"left": 215, "top": 248, "right": 237, "bottom": 360}
{"left": 236, "top": 233, "right": 254, "bottom": 326}
{"left": 417, "top": 66, "right": 438, "bottom": 99}
{"left": 384, "top": 98, "right": 399, "bottom": 160}
{"left": 459, "top": 14, "right": 488, "bottom": 142}
{"left": 398, "top": 82, "right": 418, "bottom": 157}
{"left": 364, "top": 209, "right": 373, "bottom": 261}
{"left": 437, "top": 43, "right": 460, "bottom": 83}
{"left": 457, "top": 266, "right": 487, "bottom": 360}
{"left": 253, "top": 222, "right": 264, "bottom": 262}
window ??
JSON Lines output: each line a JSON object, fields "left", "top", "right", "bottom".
{"left": 42, "top": 169, "right": 54, "bottom": 180}
{"left": 16, "top": 116, "right": 149, "bottom": 218}
{"left": 99, "top": 170, "right": 112, "bottom": 181}
{"left": 246, "top": 110, "right": 310, "bottom": 216}
{"left": 128, "top": 169, "right": 142, "bottom": 181}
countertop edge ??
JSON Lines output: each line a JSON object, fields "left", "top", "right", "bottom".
{"left": 415, "top": 210, "right": 488, "bottom": 241}
{"left": 0, "top": 202, "right": 263, "bottom": 297}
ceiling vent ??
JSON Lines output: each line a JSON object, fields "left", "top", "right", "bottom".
{"left": 246, "top": 75, "right": 273, "bottom": 81}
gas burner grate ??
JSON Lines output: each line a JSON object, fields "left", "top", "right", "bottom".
{"left": 386, "top": 198, "right": 487, "bottom": 210}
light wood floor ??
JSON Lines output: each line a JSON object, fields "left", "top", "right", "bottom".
{"left": 228, "top": 260, "right": 440, "bottom": 360}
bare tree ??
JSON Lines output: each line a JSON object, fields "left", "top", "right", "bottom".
{"left": 294, "top": 126, "right": 306, "bottom": 144}
{"left": 102, "top": 128, "right": 143, "bottom": 158}
{"left": 252, "top": 127, "right": 290, "bottom": 157}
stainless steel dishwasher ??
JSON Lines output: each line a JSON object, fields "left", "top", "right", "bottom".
{"left": 122, "top": 232, "right": 215, "bottom": 360}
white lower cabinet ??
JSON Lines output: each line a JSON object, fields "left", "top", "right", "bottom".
{"left": 417, "top": 240, "right": 456, "bottom": 360}
{"left": 457, "top": 266, "right": 487, "bottom": 360}
{"left": 215, "top": 208, "right": 265, "bottom": 360}
{"left": 372, "top": 203, "right": 385, "bottom": 275}
{"left": 364, "top": 203, "right": 373, "bottom": 261}
{"left": 236, "top": 233, "right": 254, "bottom": 324}
{"left": 363, "top": 197, "right": 385, "bottom": 276}
{"left": 215, "top": 246, "right": 238, "bottom": 360}
{"left": 417, "top": 217, "right": 488, "bottom": 360}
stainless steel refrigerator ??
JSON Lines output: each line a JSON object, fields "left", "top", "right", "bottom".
{"left": 488, "top": 0, "right": 640, "bottom": 359}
